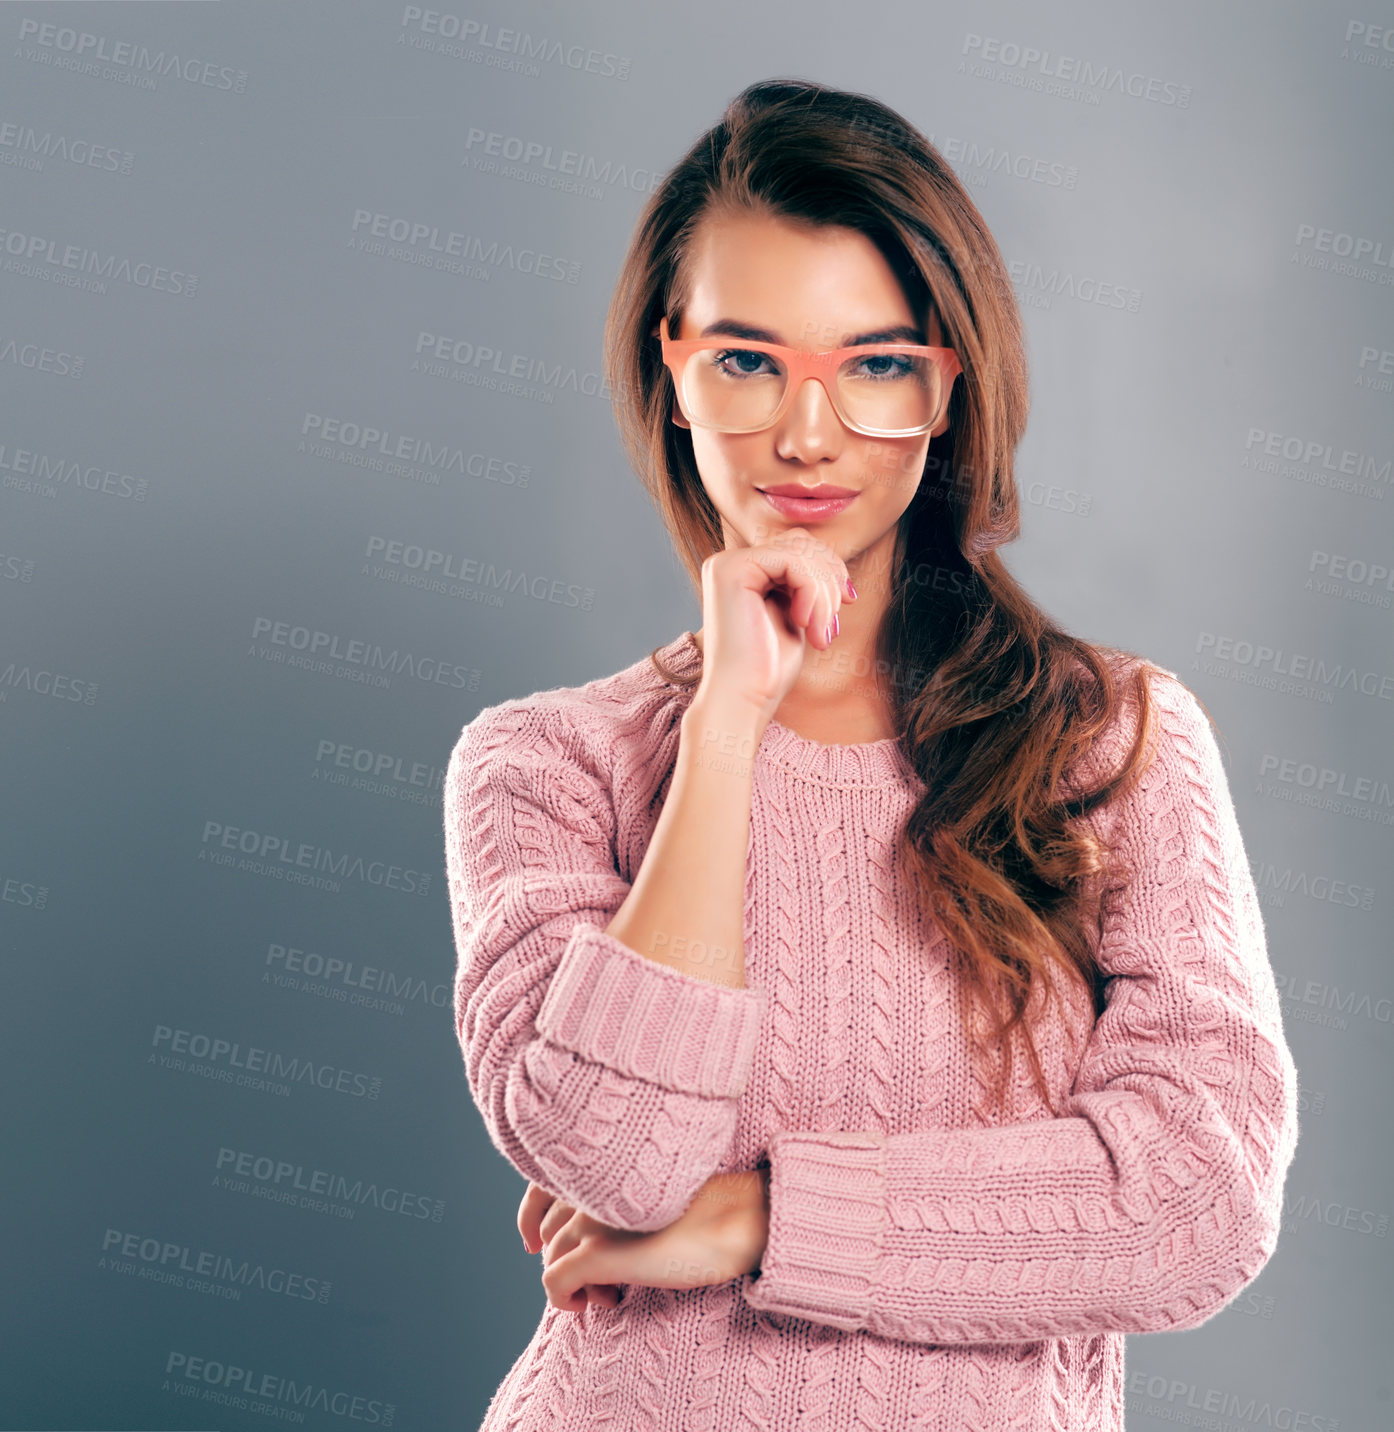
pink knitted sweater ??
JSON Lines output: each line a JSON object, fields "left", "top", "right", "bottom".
{"left": 444, "top": 629, "right": 1299, "bottom": 1432}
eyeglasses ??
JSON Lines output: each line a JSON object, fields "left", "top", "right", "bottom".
{"left": 656, "top": 314, "right": 962, "bottom": 439}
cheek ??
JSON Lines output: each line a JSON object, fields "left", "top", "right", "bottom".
{"left": 691, "top": 434, "right": 765, "bottom": 495}
{"left": 855, "top": 440, "right": 927, "bottom": 508}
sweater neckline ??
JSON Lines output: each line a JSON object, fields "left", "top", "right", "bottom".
{"left": 656, "top": 630, "right": 920, "bottom": 789}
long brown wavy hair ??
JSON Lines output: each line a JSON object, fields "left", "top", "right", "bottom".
{"left": 603, "top": 78, "right": 1170, "bottom": 1121}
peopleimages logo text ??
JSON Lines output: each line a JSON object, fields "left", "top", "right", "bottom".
{"left": 961, "top": 33, "right": 1191, "bottom": 106}
{"left": 1196, "top": 632, "right": 1394, "bottom": 699}
{"left": 163, "top": 1349, "right": 394, "bottom": 1423}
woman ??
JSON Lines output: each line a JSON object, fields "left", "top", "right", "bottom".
{"left": 443, "top": 78, "right": 1299, "bottom": 1432}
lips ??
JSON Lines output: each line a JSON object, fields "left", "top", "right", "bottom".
{"left": 758, "top": 488, "right": 859, "bottom": 522}
{"left": 758, "top": 484, "right": 858, "bottom": 498}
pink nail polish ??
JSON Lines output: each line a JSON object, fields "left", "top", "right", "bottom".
{"left": 824, "top": 622, "right": 832, "bottom": 644}
{"left": 832, "top": 612, "right": 840, "bottom": 638}
{"left": 846, "top": 578, "right": 857, "bottom": 599}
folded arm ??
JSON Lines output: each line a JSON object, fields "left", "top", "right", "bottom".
{"left": 445, "top": 701, "right": 767, "bottom": 1233}
{"left": 742, "top": 672, "right": 1300, "bottom": 1343}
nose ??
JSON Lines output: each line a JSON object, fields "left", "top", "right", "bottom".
{"left": 775, "top": 375, "right": 847, "bottom": 457}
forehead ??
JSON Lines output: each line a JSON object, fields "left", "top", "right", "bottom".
{"left": 681, "top": 210, "right": 926, "bottom": 342}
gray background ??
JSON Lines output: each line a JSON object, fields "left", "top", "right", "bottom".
{"left": 2, "top": 1, "right": 1391, "bottom": 1427}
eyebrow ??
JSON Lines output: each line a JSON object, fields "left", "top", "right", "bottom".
{"left": 697, "top": 318, "right": 927, "bottom": 346}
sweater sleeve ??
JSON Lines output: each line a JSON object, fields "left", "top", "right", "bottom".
{"left": 741, "top": 671, "right": 1300, "bottom": 1344}
{"left": 444, "top": 698, "right": 768, "bottom": 1234}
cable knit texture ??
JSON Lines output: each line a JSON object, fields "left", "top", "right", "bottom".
{"left": 444, "top": 630, "right": 1299, "bottom": 1432}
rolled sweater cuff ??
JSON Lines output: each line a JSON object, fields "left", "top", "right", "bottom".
{"left": 742, "top": 1130, "right": 888, "bottom": 1332}
{"left": 534, "top": 924, "right": 767, "bottom": 1101}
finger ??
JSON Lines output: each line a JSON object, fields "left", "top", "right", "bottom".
{"left": 584, "top": 1282, "right": 621, "bottom": 1309}
{"left": 823, "top": 570, "right": 842, "bottom": 646}
{"left": 544, "top": 1276, "right": 588, "bottom": 1315}
{"left": 544, "top": 1238, "right": 620, "bottom": 1314}
{"left": 787, "top": 531, "right": 852, "bottom": 608}
{"left": 806, "top": 565, "right": 839, "bottom": 649}
{"left": 540, "top": 1223, "right": 576, "bottom": 1270}
{"left": 789, "top": 550, "right": 833, "bottom": 645}
{"left": 735, "top": 536, "right": 831, "bottom": 643}
{"left": 758, "top": 532, "right": 844, "bottom": 649}
{"left": 542, "top": 1244, "right": 595, "bottom": 1313}
{"left": 518, "top": 1182, "right": 554, "bottom": 1254}
{"left": 538, "top": 1198, "right": 575, "bottom": 1248}
{"left": 794, "top": 539, "right": 844, "bottom": 649}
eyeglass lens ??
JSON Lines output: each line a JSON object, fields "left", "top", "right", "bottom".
{"left": 683, "top": 345, "right": 945, "bottom": 434}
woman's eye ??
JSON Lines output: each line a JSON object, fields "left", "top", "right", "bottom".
{"left": 859, "top": 354, "right": 912, "bottom": 378}
{"left": 714, "top": 348, "right": 772, "bottom": 376}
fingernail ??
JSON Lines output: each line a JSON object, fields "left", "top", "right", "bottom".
{"left": 845, "top": 578, "right": 857, "bottom": 599}
{"left": 824, "top": 622, "right": 832, "bottom": 644}
{"left": 832, "top": 612, "right": 839, "bottom": 638}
